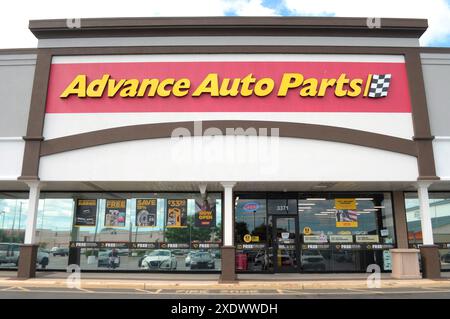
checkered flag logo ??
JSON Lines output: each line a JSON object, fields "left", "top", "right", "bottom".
{"left": 368, "top": 74, "right": 392, "bottom": 98}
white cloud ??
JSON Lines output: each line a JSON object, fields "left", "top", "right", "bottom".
{"left": 0, "top": 0, "right": 448, "bottom": 48}
{"left": 0, "top": 0, "right": 277, "bottom": 48}
{"left": 282, "top": 0, "right": 450, "bottom": 45}
{"left": 226, "top": 0, "right": 277, "bottom": 15}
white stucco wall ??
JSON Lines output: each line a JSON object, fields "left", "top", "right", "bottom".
{"left": 38, "top": 136, "right": 419, "bottom": 182}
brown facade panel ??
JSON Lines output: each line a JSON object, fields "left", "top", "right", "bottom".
{"left": 38, "top": 45, "right": 411, "bottom": 57}
{"left": 39, "top": 121, "right": 418, "bottom": 157}
{"left": 19, "top": 50, "right": 52, "bottom": 181}
{"left": 219, "top": 246, "right": 237, "bottom": 282}
{"left": 415, "top": 140, "right": 440, "bottom": 180}
{"left": 393, "top": 191, "right": 409, "bottom": 249}
{"left": 420, "top": 245, "right": 441, "bottom": 279}
{"left": 405, "top": 49, "right": 439, "bottom": 180}
{"left": 29, "top": 17, "right": 428, "bottom": 39}
{"left": 17, "top": 244, "right": 39, "bottom": 279}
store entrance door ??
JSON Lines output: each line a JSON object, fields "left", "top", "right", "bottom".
{"left": 272, "top": 216, "right": 300, "bottom": 273}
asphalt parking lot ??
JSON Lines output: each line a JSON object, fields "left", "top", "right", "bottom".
{"left": 0, "top": 285, "right": 449, "bottom": 299}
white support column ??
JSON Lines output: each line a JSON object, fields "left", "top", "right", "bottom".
{"left": 221, "top": 182, "right": 236, "bottom": 246}
{"left": 417, "top": 181, "right": 434, "bottom": 246}
{"left": 24, "top": 181, "right": 41, "bottom": 245}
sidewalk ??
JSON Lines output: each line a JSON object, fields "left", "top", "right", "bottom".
{"left": 1, "top": 271, "right": 450, "bottom": 290}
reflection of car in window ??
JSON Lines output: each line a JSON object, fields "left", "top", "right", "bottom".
{"left": 140, "top": 249, "right": 177, "bottom": 270}
{"left": 279, "top": 250, "right": 295, "bottom": 266}
{"left": 97, "top": 250, "right": 121, "bottom": 268}
{"left": 441, "top": 253, "right": 450, "bottom": 269}
{"left": 185, "top": 252, "right": 196, "bottom": 267}
{"left": 52, "top": 247, "right": 69, "bottom": 256}
{"left": 301, "top": 250, "right": 326, "bottom": 271}
{"left": 0, "top": 243, "right": 49, "bottom": 268}
{"left": 254, "top": 251, "right": 269, "bottom": 270}
{"left": 189, "top": 251, "right": 215, "bottom": 269}
{"left": 334, "top": 251, "right": 353, "bottom": 263}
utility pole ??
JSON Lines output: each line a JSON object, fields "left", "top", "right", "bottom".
{"left": 1, "top": 209, "right": 7, "bottom": 230}
{"left": 11, "top": 203, "right": 17, "bottom": 242}
{"left": 93, "top": 202, "right": 100, "bottom": 242}
{"left": 129, "top": 213, "right": 133, "bottom": 243}
{"left": 17, "top": 202, "right": 23, "bottom": 235}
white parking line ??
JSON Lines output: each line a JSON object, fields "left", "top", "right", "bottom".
{"left": 135, "top": 288, "right": 162, "bottom": 294}
{"left": 76, "top": 287, "right": 94, "bottom": 293}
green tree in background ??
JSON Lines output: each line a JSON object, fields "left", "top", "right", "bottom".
{"left": 165, "top": 216, "right": 220, "bottom": 243}
{"left": 0, "top": 229, "right": 25, "bottom": 243}
{"left": 235, "top": 221, "right": 250, "bottom": 243}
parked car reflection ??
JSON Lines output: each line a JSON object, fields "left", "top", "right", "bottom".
{"left": 140, "top": 249, "right": 177, "bottom": 270}
{"left": 441, "top": 252, "right": 450, "bottom": 270}
{"left": 97, "top": 249, "right": 121, "bottom": 269}
{"left": 301, "top": 250, "right": 326, "bottom": 271}
{"left": 189, "top": 251, "right": 215, "bottom": 269}
{"left": 0, "top": 243, "right": 49, "bottom": 269}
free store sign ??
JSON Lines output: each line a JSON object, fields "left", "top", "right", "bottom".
{"left": 45, "top": 56, "right": 412, "bottom": 113}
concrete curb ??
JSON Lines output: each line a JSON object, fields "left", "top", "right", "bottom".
{"left": 1, "top": 278, "right": 450, "bottom": 290}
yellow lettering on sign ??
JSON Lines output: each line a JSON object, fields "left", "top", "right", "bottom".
{"left": 192, "top": 73, "right": 219, "bottom": 97}
{"left": 60, "top": 75, "right": 87, "bottom": 98}
{"left": 240, "top": 74, "right": 256, "bottom": 97}
{"left": 334, "top": 73, "right": 350, "bottom": 97}
{"left": 137, "top": 79, "right": 159, "bottom": 97}
{"left": 173, "top": 79, "right": 191, "bottom": 97}
{"left": 86, "top": 74, "right": 110, "bottom": 98}
{"left": 157, "top": 78, "right": 175, "bottom": 97}
{"left": 277, "top": 73, "right": 304, "bottom": 96}
{"left": 168, "top": 199, "right": 186, "bottom": 207}
{"left": 108, "top": 79, "right": 126, "bottom": 97}
{"left": 198, "top": 211, "right": 213, "bottom": 220}
{"left": 59, "top": 72, "right": 378, "bottom": 99}
{"left": 253, "top": 77, "right": 275, "bottom": 97}
{"left": 219, "top": 78, "right": 240, "bottom": 97}
{"left": 348, "top": 79, "right": 363, "bottom": 97}
{"left": 107, "top": 199, "right": 126, "bottom": 209}
{"left": 318, "top": 78, "right": 337, "bottom": 97}
{"left": 120, "top": 79, "right": 140, "bottom": 97}
{"left": 78, "top": 199, "right": 96, "bottom": 206}
{"left": 335, "top": 198, "right": 357, "bottom": 210}
{"left": 300, "top": 78, "right": 318, "bottom": 97}
{"left": 136, "top": 198, "right": 156, "bottom": 209}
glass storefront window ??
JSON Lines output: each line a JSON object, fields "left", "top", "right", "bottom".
{"left": 235, "top": 192, "right": 395, "bottom": 273}
{"left": 299, "top": 193, "right": 395, "bottom": 244}
{"left": 299, "top": 193, "right": 394, "bottom": 273}
{"left": 2, "top": 192, "right": 222, "bottom": 272}
{"left": 0, "top": 193, "right": 28, "bottom": 269}
{"left": 36, "top": 195, "right": 74, "bottom": 270}
{"left": 405, "top": 192, "right": 450, "bottom": 271}
{"left": 235, "top": 197, "right": 267, "bottom": 244}
{"left": 235, "top": 195, "right": 268, "bottom": 272}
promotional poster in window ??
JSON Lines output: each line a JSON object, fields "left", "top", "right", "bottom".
{"left": 335, "top": 198, "right": 358, "bottom": 228}
{"left": 135, "top": 198, "right": 158, "bottom": 227}
{"left": 195, "top": 198, "right": 216, "bottom": 228}
{"left": 166, "top": 199, "right": 187, "bottom": 228}
{"left": 75, "top": 199, "right": 97, "bottom": 227}
{"left": 104, "top": 199, "right": 127, "bottom": 227}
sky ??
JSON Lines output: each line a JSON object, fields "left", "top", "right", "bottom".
{"left": 0, "top": 0, "right": 449, "bottom": 49}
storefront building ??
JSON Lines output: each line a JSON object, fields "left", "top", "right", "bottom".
{"left": 0, "top": 17, "right": 450, "bottom": 280}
